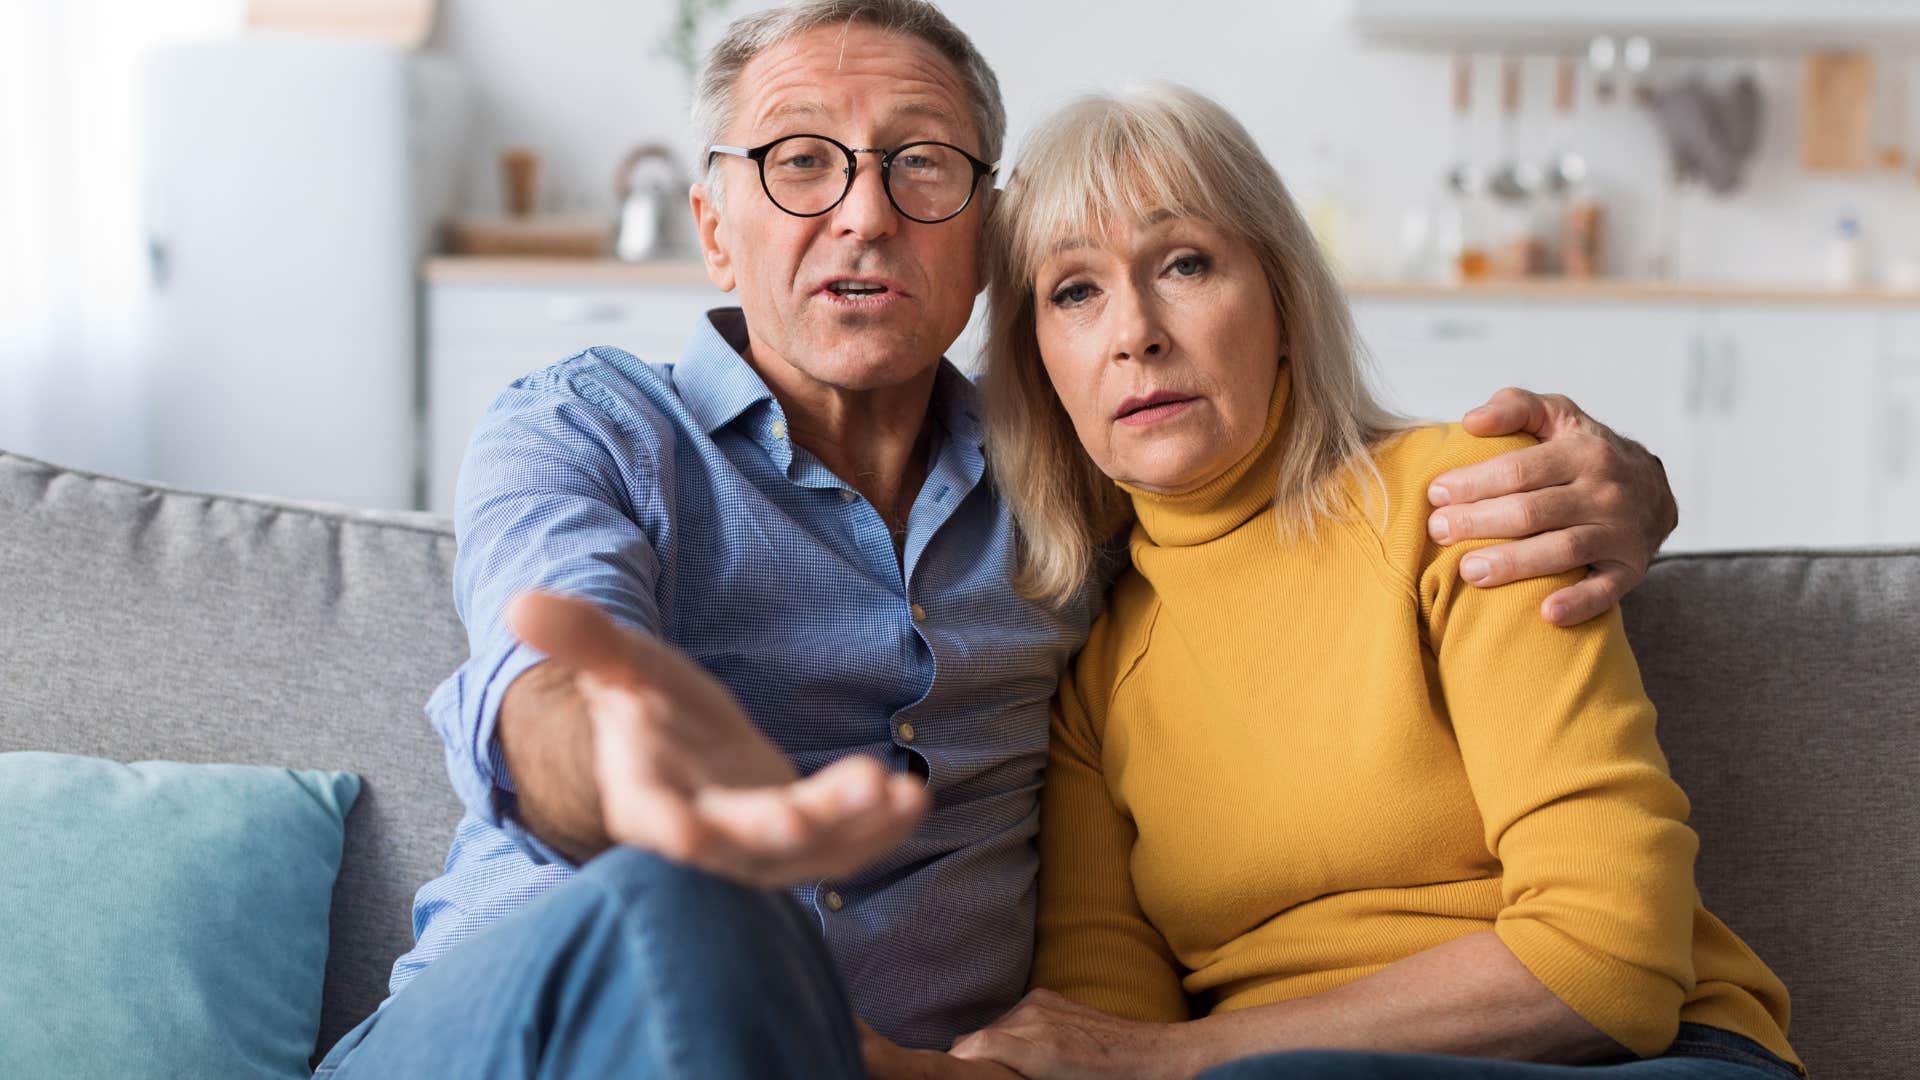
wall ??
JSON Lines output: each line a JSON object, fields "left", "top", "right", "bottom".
{"left": 427, "top": 0, "right": 1920, "bottom": 285}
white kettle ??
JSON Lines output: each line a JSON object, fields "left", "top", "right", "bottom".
{"left": 614, "top": 143, "right": 682, "bottom": 261}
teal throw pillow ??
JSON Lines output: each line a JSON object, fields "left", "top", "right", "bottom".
{"left": 0, "top": 752, "right": 361, "bottom": 1080}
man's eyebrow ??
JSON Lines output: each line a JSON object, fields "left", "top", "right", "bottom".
{"left": 749, "top": 99, "right": 969, "bottom": 140}
{"left": 759, "top": 100, "right": 830, "bottom": 128}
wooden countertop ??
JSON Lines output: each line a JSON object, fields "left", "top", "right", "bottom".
{"left": 421, "top": 257, "right": 1920, "bottom": 307}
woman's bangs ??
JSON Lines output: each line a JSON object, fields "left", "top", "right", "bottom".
{"left": 1008, "top": 105, "right": 1222, "bottom": 287}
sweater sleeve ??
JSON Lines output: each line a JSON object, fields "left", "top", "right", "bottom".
{"left": 1029, "top": 633, "right": 1190, "bottom": 1023}
{"left": 1422, "top": 544, "right": 1699, "bottom": 1058}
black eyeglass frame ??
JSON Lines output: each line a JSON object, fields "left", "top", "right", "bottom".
{"left": 706, "top": 133, "right": 998, "bottom": 224}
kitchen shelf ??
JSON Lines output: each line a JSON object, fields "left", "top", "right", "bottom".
{"left": 1348, "top": 278, "right": 1920, "bottom": 307}
{"left": 422, "top": 258, "right": 1920, "bottom": 308}
{"left": 422, "top": 256, "right": 713, "bottom": 287}
{"left": 1349, "top": 0, "right": 1920, "bottom": 52}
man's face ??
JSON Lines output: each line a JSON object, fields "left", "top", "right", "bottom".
{"left": 692, "top": 25, "right": 985, "bottom": 393}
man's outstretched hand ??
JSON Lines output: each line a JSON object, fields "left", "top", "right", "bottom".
{"left": 1429, "top": 388, "right": 1680, "bottom": 627}
{"left": 506, "top": 590, "right": 929, "bottom": 888}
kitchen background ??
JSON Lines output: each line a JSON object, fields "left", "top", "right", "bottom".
{"left": 3, "top": 0, "right": 1917, "bottom": 550}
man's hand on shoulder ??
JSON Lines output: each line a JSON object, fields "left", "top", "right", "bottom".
{"left": 1425, "top": 388, "right": 1679, "bottom": 628}
{"left": 507, "top": 591, "right": 929, "bottom": 888}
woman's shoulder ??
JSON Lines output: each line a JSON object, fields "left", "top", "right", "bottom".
{"left": 1337, "top": 423, "right": 1542, "bottom": 582}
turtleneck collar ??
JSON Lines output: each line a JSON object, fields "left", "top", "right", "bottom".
{"left": 1120, "top": 362, "right": 1292, "bottom": 549}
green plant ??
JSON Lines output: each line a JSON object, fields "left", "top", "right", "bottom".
{"left": 658, "top": 0, "right": 734, "bottom": 91}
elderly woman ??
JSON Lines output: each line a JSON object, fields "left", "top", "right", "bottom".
{"left": 943, "top": 85, "right": 1802, "bottom": 1080}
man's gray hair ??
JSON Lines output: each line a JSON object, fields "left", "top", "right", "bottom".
{"left": 691, "top": 0, "right": 1006, "bottom": 209}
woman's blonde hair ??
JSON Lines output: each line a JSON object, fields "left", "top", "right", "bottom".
{"left": 983, "top": 83, "right": 1408, "bottom": 605}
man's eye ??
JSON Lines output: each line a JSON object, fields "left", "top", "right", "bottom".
{"left": 778, "top": 154, "right": 824, "bottom": 170}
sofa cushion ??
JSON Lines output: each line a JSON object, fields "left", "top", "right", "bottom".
{"left": 0, "top": 753, "right": 360, "bottom": 1079}
{"left": 0, "top": 450, "right": 468, "bottom": 1062}
{"left": 1625, "top": 549, "right": 1920, "bottom": 1080}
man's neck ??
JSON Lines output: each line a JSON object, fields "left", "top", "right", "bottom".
{"left": 744, "top": 339, "right": 942, "bottom": 549}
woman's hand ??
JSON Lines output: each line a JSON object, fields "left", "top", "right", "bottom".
{"left": 859, "top": 1019, "right": 1027, "bottom": 1080}
{"left": 1429, "top": 388, "right": 1680, "bottom": 627}
{"left": 948, "top": 990, "right": 1190, "bottom": 1080}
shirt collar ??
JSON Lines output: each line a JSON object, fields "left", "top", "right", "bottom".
{"left": 672, "top": 306, "right": 985, "bottom": 451}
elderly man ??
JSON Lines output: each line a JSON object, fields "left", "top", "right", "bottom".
{"left": 315, "top": 2, "right": 1678, "bottom": 1077}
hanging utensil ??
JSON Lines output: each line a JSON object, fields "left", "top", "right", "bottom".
{"left": 1486, "top": 56, "right": 1540, "bottom": 204}
{"left": 1542, "top": 54, "right": 1589, "bottom": 196}
{"left": 1625, "top": 36, "right": 1656, "bottom": 109}
{"left": 1444, "top": 53, "right": 1483, "bottom": 197}
{"left": 1589, "top": 36, "right": 1618, "bottom": 106}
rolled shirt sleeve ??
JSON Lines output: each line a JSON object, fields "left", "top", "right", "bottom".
{"left": 424, "top": 366, "right": 667, "bottom": 865}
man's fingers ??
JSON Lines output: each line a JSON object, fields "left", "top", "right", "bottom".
{"left": 1429, "top": 439, "right": 1583, "bottom": 508}
{"left": 1454, "top": 525, "right": 1611, "bottom": 589}
{"left": 1542, "top": 563, "right": 1637, "bottom": 626}
{"left": 688, "top": 758, "right": 926, "bottom": 884}
{"left": 1459, "top": 386, "right": 1558, "bottom": 440}
{"left": 1428, "top": 484, "right": 1588, "bottom": 544}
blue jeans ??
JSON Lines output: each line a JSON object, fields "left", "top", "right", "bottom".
{"left": 1197, "top": 1023, "right": 1802, "bottom": 1080}
{"left": 313, "top": 846, "right": 863, "bottom": 1079}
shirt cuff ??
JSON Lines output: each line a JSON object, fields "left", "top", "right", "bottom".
{"left": 425, "top": 639, "right": 579, "bottom": 868}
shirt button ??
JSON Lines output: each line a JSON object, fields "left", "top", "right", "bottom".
{"left": 825, "top": 890, "right": 844, "bottom": 912}
{"left": 898, "top": 721, "right": 917, "bottom": 743}
{"left": 771, "top": 420, "right": 787, "bottom": 440}
{"left": 910, "top": 602, "right": 927, "bottom": 623}
{"left": 839, "top": 489, "right": 858, "bottom": 503}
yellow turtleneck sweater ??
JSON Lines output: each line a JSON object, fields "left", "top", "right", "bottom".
{"left": 1032, "top": 364, "right": 1799, "bottom": 1069}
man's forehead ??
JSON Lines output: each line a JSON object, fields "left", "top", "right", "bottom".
{"left": 732, "top": 25, "right": 976, "bottom": 143}
{"left": 755, "top": 97, "right": 964, "bottom": 133}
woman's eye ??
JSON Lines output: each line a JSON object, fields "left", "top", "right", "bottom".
{"left": 1169, "top": 254, "right": 1209, "bottom": 277}
{"left": 1050, "top": 283, "right": 1095, "bottom": 307}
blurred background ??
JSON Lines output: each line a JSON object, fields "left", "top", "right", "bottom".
{"left": 2, "top": 0, "right": 1916, "bottom": 551}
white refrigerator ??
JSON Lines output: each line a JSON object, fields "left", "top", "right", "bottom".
{"left": 140, "top": 35, "right": 469, "bottom": 509}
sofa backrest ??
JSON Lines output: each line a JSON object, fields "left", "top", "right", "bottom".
{"left": 0, "top": 450, "right": 467, "bottom": 1063}
{"left": 1621, "top": 548, "right": 1920, "bottom": 1078}
{"left": 3, "top": 448, "right": 1916, "bottom": 1075}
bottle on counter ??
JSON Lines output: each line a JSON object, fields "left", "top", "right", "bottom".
{"left": 1827, "top": 214, "right": 1869, "bottom": 289}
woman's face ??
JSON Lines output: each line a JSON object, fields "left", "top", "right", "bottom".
{"left": 1032, "top": 213, "right": 1282, "bottom": 495}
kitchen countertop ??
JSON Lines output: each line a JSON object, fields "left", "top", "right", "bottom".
{"left": 421, "top": 257, "right": 1920, "bottom": 306}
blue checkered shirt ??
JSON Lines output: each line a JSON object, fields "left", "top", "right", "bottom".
{"left": 394, "top": 309, "right": 1103, "bottom": 1048}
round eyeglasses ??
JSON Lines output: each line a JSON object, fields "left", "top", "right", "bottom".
{"left": 707, "top": 134, "right": 997, "bottom": 224}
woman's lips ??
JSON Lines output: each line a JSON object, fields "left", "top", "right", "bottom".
{"left": 1115, "top": 397, "right": 1198, "bottom": 426}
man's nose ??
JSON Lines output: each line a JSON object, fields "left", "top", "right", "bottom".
{"left": 830, "top": 154, "right": 900, "bottom": 242}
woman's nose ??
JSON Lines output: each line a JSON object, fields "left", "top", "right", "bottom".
{"left": 1111, "top": 293, "right": 1169, "bottom": 363}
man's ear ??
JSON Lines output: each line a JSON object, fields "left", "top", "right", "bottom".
{"left": 690, "top": 183, "right": 736, "bottom": 293}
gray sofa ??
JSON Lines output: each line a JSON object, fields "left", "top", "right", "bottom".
{"left": 2, "top": 446, "right": 1915, "bottom": 1077}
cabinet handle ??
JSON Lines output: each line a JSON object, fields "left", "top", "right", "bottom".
{"left": 1424, "top": 319, "right": 1491, "bottom": 342}
{"left": 1684, "top": 334, "right": 1710, "bottom": 415}
{"left": 1887, "top": 399, "right": 1913, "bottom": 478}
{"left": 545, "top": 296, "right": 631, "bottom": 323}
{"left": 1714, "top": 335, "right": 1739, "bottom": 415}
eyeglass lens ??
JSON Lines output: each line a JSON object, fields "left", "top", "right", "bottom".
{"left": 761, "top": 136, "right": 976, "bottom": 221}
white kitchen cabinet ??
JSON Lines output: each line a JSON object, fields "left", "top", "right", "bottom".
{"left": 1351, "top": 301, "right": 1554, "bottom": 422}
{"left": 1351, "top": 294, "right": 1910, "bottom": 552}
{"left": 1695, "top": 308, "right": 1881, "bottom": 550}
{"left": 425, "top": 278, "right": 728, "bottom": 513}
{"left": 1873, "top": 312, "right": 1920, "bottom": 545}
{"left": 1530, "top": 304, "right": 1712, "bottom": 550}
